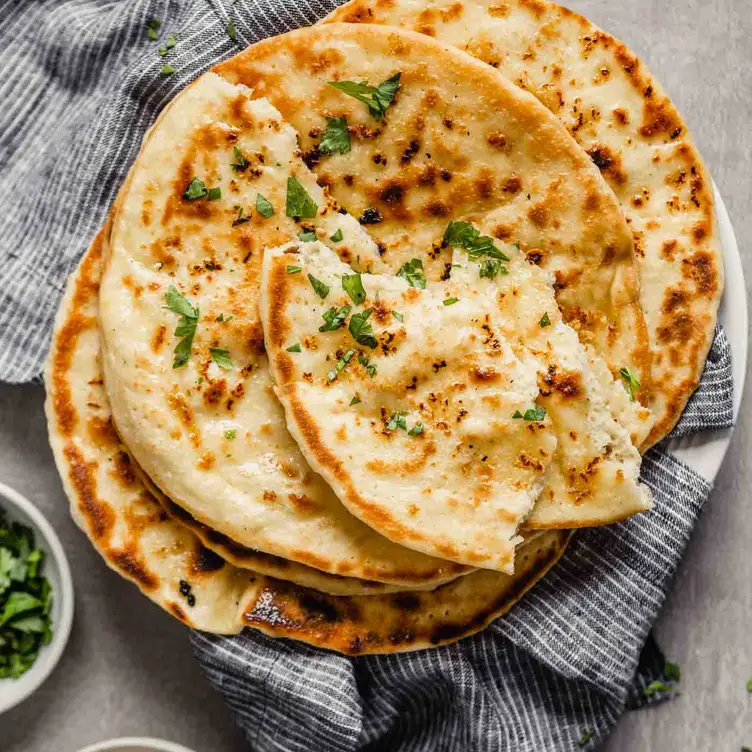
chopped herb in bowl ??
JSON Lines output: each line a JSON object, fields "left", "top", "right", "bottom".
{"left": 0, "top": 509, "right": 53, "bottom": 680}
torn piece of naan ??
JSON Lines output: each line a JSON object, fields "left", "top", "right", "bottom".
{"left": 261, "top": 240, "right": 557, "bottom": 573}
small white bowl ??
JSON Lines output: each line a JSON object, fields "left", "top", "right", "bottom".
{"left": 77, "top": 739, "right": 199, "bottom": 752}
{"left": 0, "top": 481, "right": 74, "bottom": 715}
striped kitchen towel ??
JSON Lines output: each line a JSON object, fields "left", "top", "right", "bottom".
{"left": 0, "top": 1, "right": 735, "bottom": 750}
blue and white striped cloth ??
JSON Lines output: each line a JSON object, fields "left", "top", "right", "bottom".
{"left": 0, "top": 1, "right": 734, "bottom": 749}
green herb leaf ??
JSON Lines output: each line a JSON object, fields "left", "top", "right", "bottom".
{"left": 210, "top": 347, "right": 233, "bottom": 370}
{"left": 397, "top": 258, "right": 426, "bottom": 289}
{"left": 358, "top": 353, "right": 377, "bottom": 378}
{"left": 620, "top": 366, "right": 640, "bottom": 402}
{"left": 298, "top": 230, "right": 318, "bottom": 242}
{"left": 328, "top": 73, "right": 401, "bottom": 120}
{"left": 165, "top": 286, "right": 199, "bottom": 368}
{"left": 443, "top": 297, "right": 459, "bottom": 306}
{"left": 349, "top": 309, "right": 377, "bottom": 348}
{"left": 224, "top": 429, "right": 237, "bottom": 440}
{"left": 746, "top": 678, "right": 752, "bottom": 693}
{"left": 287, "top": 265, "right": 302, "bottom": 275}
{"left": 578, "top": 730, "right": 594, "bottom": 747}
{"left": 147, "top": 18, "right": 161, "bottom": 40}
{"left": 231, "top": 145, "right": 249, "bottom": 172}
{"left": 443, "top": 220, "right": 510, "bottom": 262}
{"left": 0, "top": 592, "right": 42, "bottom": 627}
{"left": 342, "top": 273, "right": 366, "bottom": 305}
{"left": 328, "top": 349, "right": 355, "bottom": 382}
{"left": 392, "top": 311, "right": 404, "bottom": 322}
{"left": 513, "top": 407, "right": 546, "bottom": 421}
{"left": 308, "top": 274, "right": 330, "bottom": 300}
{"left": 166, "top": 33, "right": 177, "bottom": 49}
{"left": 330, "top": 229, "right": 344, "bottom": 243}
{"left": 256, "top": 193, "right": 274, "bottom": 217}
{"left": 539, "top": 312, "right": 551, "bottom": 327}
{"left": 160, "top": 63, "right": 175, "bottom": 77}
{"left": 286, "top": 343, "right": 302, "bottom": 353}
{"left": 479, "top": 258, "right": 508, "bottom": 280}
{"left": 207, "top": 187, "right": 222, "bottom": 201}
{"left": 408, "top": 422, "right": 424, "bottom": 436}
{"left": 226, "top": 17, "right": 237, "bottom": 42}
{"left": 642, "top": 680, "right": 676, "bottom": 698}
{"left": 215, "top": 313, "right": 234, "bottom": 323}
{"left": 232, "top": 206, "right": 250, "bottom": 226}
{"left": 319, "top": 116, "right": 351, "bottom": 155}
{"left": 183, "top": 177, "right": 208, "bottom": 201}
{"left": 319, "top": 306, "right": 351, "bottom": 332}
{"left": 286, "top": 176, "right": 318, "bottom": 219}
{"left": 349, "top": 396, "right": 361, "bottom": 406}
{"left": 664, "top": 662, "right": 681, "bottom": 682}
{"left": 386, "top": 412, "right": 408, "bottom": 431}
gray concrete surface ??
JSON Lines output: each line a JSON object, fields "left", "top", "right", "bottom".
{"left": 0, "top": 0, "right": 750, "bottom": 749}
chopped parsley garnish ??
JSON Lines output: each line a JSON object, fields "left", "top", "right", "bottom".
{"left": 256, "top": 193, "right": 274, "bottom": 218}
{"left": 286, "top": 177, "right": 318, "bottom": 219}
{"left": 231, "top": 145, "right": 249, "bottom": 172}
{"left": 147, "top": 18, "right": 161, "bottom": 40}
{"left": 226, "top": 17, "right": 237, "bottom": 42}
{"left": 328, "top": 73, "right": 401, "bottom": 120}
{"left": 319, "top": 306, "right": 351, "bottom": 332}
{"left": 0, "top": 509, "right": 53, "bottom": 679}
{"left": 408, "top": 422, "right": 424, "bottom": 436}
{"left": 479, "top": 258, "right": 508, "bottom": 280}
{"left": 308, "top": 274, "right": 330, "bottom": 300}
{"left": 620, "top": 366, "right": 640, "bottom": 401}
{"left": 443, "top": 221, "right": 510, "bottom": 273}
{"left": 539, "top": 312, "right": 551, "bottom": 327}
{"left": 577, "top": 730, "right": 594, "bottom": 747}
{"left": 207, "top": 187, "right": 221, "bottom": 201}
{"left": 298, "top": 230, "right": 318, "bottom": 242}
{"left": 349, "top": 395, "right": 361, "bottom": 406}
{"left": 287, "top": 265, "right": 302, "bottom": 275}
{"left": 397, "top": 258, "right": 427, "bottom": 289}
{"left": 183, "top": 177, "right": 209, "bottom": 201}
{"left": 392, "top": 311, "right": 404, "bottom": 322}
{"left": 342, "top": 273, "right": 366, "bottom": 305}
{"left": 349, "top": 309, "right": 377, "bottom": 348}
{"left": 160, "top": 63, "right": 175, "bottom": 77}
{"left": 232, "top": 206, "right": 250, "bottom": 226}
{"left": 327, "top": 348, "right": 355, "bottom": 382}
{"left": 319, "top": 116, "right": 351, "bottom": 155}
{"left": 286, "top": 343, "right": 302, "bottom": 353}
{"left": 210, "top": 347, "right": 233, "bottom": 370}
{"left": 443, "top": 297, "right": 459, "bottom": 306}
{"left": 513, "top": 407, "right": 546, "bottom": 421}
{"left": 358, "top": 353, "right": 376, "bottom": 378}
{"left": 215, "top": 313, "right": 234, "bottom": 322}
{"left": 224, "top": 429, "right": 236, "bottom": 440}
{"left": 158, "top": 33, "right": 177, "bottom": 56}
{"left": 387, "top": 412, "right": 408, "bottom": 431}
{"left": 330, "top": 229, "right": 344, "bottom": 243}
{"left": 165, "top": 285, "right": 199, "bottom": 368}
{"left": 642, "top": 680, "right": 676, "bottom": 698}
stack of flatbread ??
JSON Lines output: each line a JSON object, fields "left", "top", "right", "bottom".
{"left": 45, "top": 2, "right": 722, "bottom": 654}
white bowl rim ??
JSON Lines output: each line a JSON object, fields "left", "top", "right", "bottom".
{"left": 0, "top": 481, "right": 74, "bottom": 715}
{"left": 76, "top": 737, "right": 200, "bottom": 752}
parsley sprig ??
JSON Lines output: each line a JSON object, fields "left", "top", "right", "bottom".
{"left": 319, "top": 116, "right": 351, "bottom": 155}
{"left": 0, "top": 509, "right": 53, "bottom": 679}
{"left": 513, "top": 407, "right": 546, "bottom": 422}
{"left": 349, "top": 309, "right": 377, "bottom": 348}
{"left": 443, "top": 221, "right": 510, "bottom": 279}
{"left": 286, "top": 177, "right": 318, "bottom": 219}
{"left": 620, "top": 367, "right": 640, "bottom": 401}
{"left": 328, "top": 73, "right": 401, "bottom": 120}
{"left": 165, "top": 286, "right": 199, "bottom": 368}
{"left": 397, "top": 258, "right": 427, "bottom": 289}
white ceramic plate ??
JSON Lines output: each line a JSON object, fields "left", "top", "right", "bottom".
{"left": 0, "top": 482, "right": 74, "bottom": 715}
{"left": 77, "top": 738, "right": 198, "bottom": 752}
{"left": 667, "top": 184, "right": 747, "bottom": 482}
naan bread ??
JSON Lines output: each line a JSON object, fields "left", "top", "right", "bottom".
{"left": 215, "top": 22, "right": 652, "bottom": 402}
{"left": 447, "top": 241, "right": 652, "bottom": 527}
{"left": 326, "top": 2, "right": 724, "bottom": 444}
{"left": 45, "top": 228, "right": 569, "bottom": 648}
{"left": 261, "top": 240, "right": 557, "bottom": 572}
{"left": 98, "top": 71, "right": 468, "bottom": 587}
